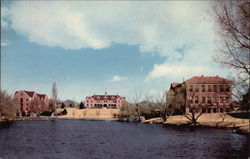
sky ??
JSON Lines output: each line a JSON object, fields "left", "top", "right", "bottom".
{"left": 1, "top": 1, "right": 230, "bottom": 102}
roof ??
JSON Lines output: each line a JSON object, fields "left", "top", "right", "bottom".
{"left": 185, "top": 76, "right": 232, "bottom": 84}
{"left": 171, "top": 82, "right": 181, "bottom": 88}
{"left": 14, "top": 90, "right": 47, "bottom": 99}
{"left": 24, "top": 90, "right": 35, "bottom": 97}
{"left": 87, "top": 94, "right": 125, "bottom": 100}
{"left": 37, "top": 93, "right": 47, "bottom": 100}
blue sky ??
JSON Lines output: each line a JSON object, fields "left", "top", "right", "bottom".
{"left": 1, "top": 1, "right": 229, "bottom": 102}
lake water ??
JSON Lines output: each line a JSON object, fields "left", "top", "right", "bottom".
{"left": 0, "top": 120, "right": 249, "bottom": 159}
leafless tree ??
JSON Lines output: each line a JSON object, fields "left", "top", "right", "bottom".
{"left": 184, "top": 92, "right": 203, "bottom": 126}
{"left": 82, "top": 109, "right": 87, "bottom": 117}
{"left": 133, "top": 90, "right": 143, "bottom": 121}
{"left": 30, "top": 96, "right": 43, "bottom": 115}
{"left": 119, "top": 103, "right": 137, "bottom": 118}
{"left": 95, "top": 109, "right": 100, "bottom": 117}
{"left": 168, "top": 84, "right": 203, "bottom": 125}
{"left": 50, "top": 81, "right": 58, "bottom": 111}
{"left": 219, "top": 112, "right": 227, "bottom": 123}
{"left": 71, "top": 109, "right": 76, "bottom": 117}
{"left": 147, "top": 92, "right": 175, "bottom": 122}
{"left": 212, "top": 1, "right": 250, "bottom": 102}
{"left": 0, "top": 90, "right": 19, "bottom": 118}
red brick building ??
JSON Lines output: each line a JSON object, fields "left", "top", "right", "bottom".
{"left": 170, "top": 75, "right": 233, "bottom": 113}
{"left": 85, "top": 92, "right": 127, "bottom": 109}
{"left": 14, "top": 90, "right": 49, "bottom": 114}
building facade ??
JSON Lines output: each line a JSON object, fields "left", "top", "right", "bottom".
{"left": 14, "top": 90, "right": 49, "bottom": 114}
{"left": 85, "top": 92, "right": 127, "bottom": 109}
{"left": 170, "top": 75, "right": 233, "bottom": 113}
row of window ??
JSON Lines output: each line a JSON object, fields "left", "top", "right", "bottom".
{"left": 86, "top": 104, "right": 118, "bottom": 106}
{"left": 188, "top": 84, "right": 230, "bottom": 93}
{"left": 189, "top": 96, "right": 230, "bottom": 104}
{"left": 201, "top": 108, "right": 231, "bottom": 113}
{"left": 86, "top": 100, "right": 121, "bottom": 103}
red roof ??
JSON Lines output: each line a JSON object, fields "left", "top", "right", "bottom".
{"left": 24, "top": 90, "right": 35, "bottom": 97}
{"left": 37, "top": 93, "right": 46, "bottom": 100}
{"left": 185, "top": 76, "right": 232, "bottom": 84}
{"left": 171, "top": 82, "right": 181, "bottom": 88}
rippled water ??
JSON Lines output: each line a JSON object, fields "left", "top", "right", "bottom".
{"left": 0, "top": 120, "right": 249, "bottom": 159}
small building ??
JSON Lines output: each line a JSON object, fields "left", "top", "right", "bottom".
{"left": 85, "top": 92, "right": 127, "bottom": 109}
{"left": 169, "top": 75, "right": 233, "bottom": 113}
{"left": 14, "top": 90, "right": 49, "bottom": 114}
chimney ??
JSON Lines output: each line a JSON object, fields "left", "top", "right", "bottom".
{"left": 105, "top": 91, "right": 107, "bottom": 96}
{"left": 201, "top": 74, "right": 203, "bottom": 77}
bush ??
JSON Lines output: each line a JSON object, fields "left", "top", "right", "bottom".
{"left": 0, "top": 91, "right": 19, "bottom": 118}
{"left": 62, "top": 108, "right": 67, "bottom": 115}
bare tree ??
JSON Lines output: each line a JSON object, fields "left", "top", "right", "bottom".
{"left": 71, "top": 109, "right": 76, "bottom": 117}
{"left": 50, "top": 81, "right": 58, "bottom": 111}
{"left": 133, "top": 90, "right": 143, "bottom": 121}
{"left": 212, "top": 1, "right": 250, "bottom": 102}
{"left": 219, "top": 112, "right": 227, "bottom": 123}
{"left": 0, "top": 90, "right": 19, "bottom": 118}
{"left": 184, "top": 92, "right": 203, "bottom": 126}
{"left": 148, "top": 92, "right": 175, "bottom": 122}
{"left": 168, "top": 84, "right": 203, "bottom": 125}
{"left": 30, "top": 96, "right": 43, "bottom": 115}
{"left": 95, "top": 109, "right": 100, "bottom": 117}
{"left": 82, "top": 109, "right": 87, "bottom": 117}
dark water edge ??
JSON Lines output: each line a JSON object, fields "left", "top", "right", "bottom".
{"left": 0, "top": 120, "right": 249, "bottom": 159}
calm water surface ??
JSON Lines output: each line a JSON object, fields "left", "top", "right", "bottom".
{"left": 0, "top": 120, "right": 249, "bottom": 159}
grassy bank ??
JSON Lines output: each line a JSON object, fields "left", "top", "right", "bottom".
{"left": 56, "top": 108, "right": 120, "bottom": 119}
{"left": 143, "top": 113, "right": 250, "bottom": 134}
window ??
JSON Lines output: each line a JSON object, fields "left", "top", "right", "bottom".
{"left": 213, "top": 85, "right": 217, "bottom": 92}
{"left": 213, "top": 108, "right": 217, "bottom": 113}
{"left": 195, "top": 96, "right": 199, "bottom": 104}
{"left": 202, "top": 109, "right": 206, "bottom": 113}
{"left": 189, "top": 85, "right": 193, "bottom": 92}
{"left": 208, "top": 85, "right": 212, "bottom": 92}
{"left": 202, "top": 85, "right": 206, "bottom": 92}
{"left": 220, "top": 108, "right": 224, "bottom": 113}
{"left": 189, "top": 99, "right": 193, "bottom": 104}
{"left": 207, "top": 97, "right": 211, "bottom": 104}
{"left": 213, "top": 97, "right": 217, "bottom": 103}
{"left": 207, "top": 108, "right": 211, "bottom": 113}
{"left": 225, "top": 85, "right": 230, "bottom": 92}
{"left": 202, "top": 97, "right": 206, "bottom": 104}
{"left": 220, "top": 85, "right": 224, "bottom": 92}
{"left": 225, "top": 97, "right": 229, "bottom": 103}
{"left": 195, "top": 85, "right": 199, "bottom": 92}
{"left": 220, "top": 97, "right": 224, "bottom": 103}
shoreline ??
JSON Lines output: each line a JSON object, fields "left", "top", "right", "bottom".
{"left": 1, "top": 109, "right": 249, "bottom": 136}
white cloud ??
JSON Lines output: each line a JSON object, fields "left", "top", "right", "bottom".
{"left": 2, "top": 1, "right": 213, "bottom": 55}
{"left": 112, "top": 75, "right": 128, "bottom": 82}
{"left": 1, "top": 7, "right": 10, "bottom": 29}
{"left": 1, "top": 42, "right": 8, "bottom": 46}
{"left": 2, "top": 1, "right": 229, "bottom": 92}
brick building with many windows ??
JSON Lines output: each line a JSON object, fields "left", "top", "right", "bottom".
{"left": 85, "top": 92, "right": 127, "bottom": 109}
{"left": 14, "top": 90, "right": 49, "bottom": 114}
{"left": 170, "top": 75, "right": 233, "bottom": 113}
